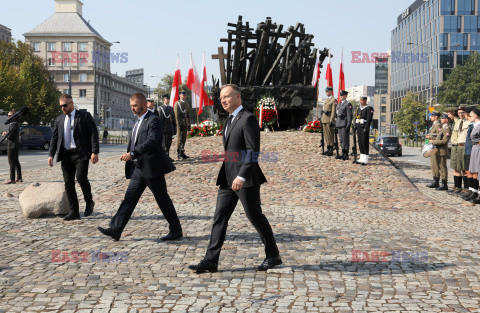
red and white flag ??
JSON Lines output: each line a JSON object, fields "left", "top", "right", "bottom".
{"left": 311, "top": 50, "right": 321, "bottom": 86}
{"left": 337, "top": 48, "right": 345, "bottom": 103}
{"left": 325, "top": 53, "right": 333, "bottom": 91}
{"left": 169, "top": 56, "right": 181, "bottom": 107}
{"left": 199, "top": 52, "right": 213, "bottom": 115}
{"left": 186, "top": 54, "right": 201, "bottom": 111}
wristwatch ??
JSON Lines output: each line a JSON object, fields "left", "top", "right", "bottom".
{"left": 130, "top": 151, "right": 134, "bottom": 158}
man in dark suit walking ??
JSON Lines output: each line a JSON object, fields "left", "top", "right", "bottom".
{"left": 48, "top": 94, "right": 99, "bottom": 220}
{"left": 189, "top": 84, "right": 281, "bottom": 273}
{"left": 3, "top": 110, "right": 22, "bottom": 184}
{"left": 98, "top": 93, "right": 182, "bottom": 241}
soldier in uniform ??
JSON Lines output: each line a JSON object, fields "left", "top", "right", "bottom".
{"left": 159, "top": 94, "right": 176, "bottom": 160}
{"left": 354, "top": 96, "right": 373, "bottom": 165}
{"left": 425, "top": 111, "right": 442, "bottom": 188}
{"left": 430, "top": 113, "right": 452, "bottom": 191}
{"left": 335, "top": 90, "right": 353, "bottom": 160}
{"left": 174, "top": 91, "right": 190, "bottom": 160}
{"left": 321, "top": 86, "right": 337, "bottom": 156}
{"left": 147, "top": 99, "right": 160, "bottom": 116}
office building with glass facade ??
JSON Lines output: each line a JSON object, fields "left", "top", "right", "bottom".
{"left": 390, "top": 0, "right": 480, "bottom": 118}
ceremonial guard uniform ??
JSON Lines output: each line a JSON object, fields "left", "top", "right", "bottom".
{"left": 430, "top": 114, "right": 452, "bottom": 191}
{"left": 426, "top": 111, "right": 443, "bottom": 188}
{"left": 335, "top": 90, "right": 353, "bottom": 160}
{"left": 174, "top": 91, "right": 190, "bottom": 160}
{"left": 159, "top": 94, "right": 176, "bottom": 158}
{"left": 321, "top": 87, "right": 337, "bottom": 156}
{"left": 354, "top": 96, "right": 373, "bottom": 165}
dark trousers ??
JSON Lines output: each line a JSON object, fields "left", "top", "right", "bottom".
{"left": 110, "top": 168, "right": 182, "bottom": 234}
{"left": 357, "top": 127, "right": 370, "bottom": 155}
{"left": 205, "top": 185, "right": 279, "bottom": 263}
{"left": 7, "top": 148, "right": 22, "bottom": 181}
{"left": 162, "top": 131, "right": 173, "bottom": 155}
{"left": 61, "top": 152, "right": 92, "bottom": 213}
{"left": 338, "top": 127, "right": 350, "bottom": 150}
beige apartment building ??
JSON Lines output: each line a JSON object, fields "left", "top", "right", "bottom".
{"left": 23, "top": 0, "right": 147, "bottom": 129}
{"left": 0, "top": 24, "right": 12, "bottom": 42}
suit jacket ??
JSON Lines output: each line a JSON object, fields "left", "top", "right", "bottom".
{"left": 152, "top": 109, "right": 160, "bottom": 117}
{"left": 174, "top": 100, "right": 190, "bottom": 128}
{"left": 216, "top": 108, "right": 267, "bottom": 188}
{"left": 336, "top": 100, "right": 353, "bottom": 128}
{"left": 321, "top": 97, "right": 337, "bottom": 124}
{"left": 125, "top": 110, "right": 176, "bottom": 179}
{"left": 430, "top": 124, "right": 452, "bottom": 156}
{"left": 159, "top": 104, "right": 176, "bottom": 134}
{"left": 6, "top": 121, "right": 20, "bottom": 150}
{"left": 49, "top": 110, "right": 99, "bottom": 162}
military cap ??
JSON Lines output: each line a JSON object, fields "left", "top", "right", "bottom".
{"left": 340, "top": 90, "right": 348, "bottom": 96}
{"left": 325, "top": 86, "right": 333, "bottom": 92}
{"left": 163, "top": 94, "right": 170, "bottom": 99}
{"left": 441, "top": 113, "right": 449, "bottom": 119}
{"left": 146, "top": 98, "right": 154, "bottom": 102}
{"left": 430, "top": 110, "right": 441, "bottom": 116}
{"left": 179, "top": 91, "right": 187, "bottom": 95}
{"left": 360, "top": 96, "right": 368, "bottom": 100}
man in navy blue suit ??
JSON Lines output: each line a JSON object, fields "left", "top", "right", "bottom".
{"left": 98, "top": 93, "right": 182, "bottom": 241}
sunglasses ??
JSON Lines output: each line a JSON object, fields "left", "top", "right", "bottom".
{"left": 7, "top": 115, "right": 12, "bottom": 117}
{"left": 60, "top": 102, "right": 72, "bottom": 108}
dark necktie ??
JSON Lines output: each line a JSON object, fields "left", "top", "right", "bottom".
{"left": 65, "top": 113, "right": 72, "bottom": 149}
{"left": 459, "top": 120, "right": 464, "bottom": 131}
{"left": 225, "top": 115, "right": 234, "bottom": 137}
{"left": 130, "top": 119, "right": 140, "bottom": 151}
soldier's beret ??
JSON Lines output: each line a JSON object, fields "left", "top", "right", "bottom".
{"left": 163, "top": 94, "right": 170, "bottom": 99}
{"left": 179, "top": 91, "right": 187, "bottom": 95}
{"left": 431, "top": 110, "right": 441, "bottom": 116}
{"left": 340, "top": 90, "right": 348, "bottom": 96}
{"left": 441, "top": 113, "right": 449, "bottom": 119}
{"left": 325, "top": 86, "right": 333, "bottom": 92}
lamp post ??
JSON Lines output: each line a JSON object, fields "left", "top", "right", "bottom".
{"left": 151, "top": 75, "right": 163, "bottom": 107}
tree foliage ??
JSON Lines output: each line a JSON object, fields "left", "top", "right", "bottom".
{"left": 0, "top": 41, "right": 60, "bottom": 125}
{"left": 394, "top": 92, "right": 427, "bottom": 139}
{"left": 438, "top": 52, "right": 480, "bottom": 105}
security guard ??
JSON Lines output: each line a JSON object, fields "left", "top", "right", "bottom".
{"left": 160, "top": 94, "right": 176, "bottom": 160}
{"left": 335, "top": 90, "right": 353, "bottom": 160}
{"left": 425, "top": 110, "right": 443, "bottom": 188}
{"left": 430, "top": 113, "right": 452, "bottom": 191}
{"left": 321, "top": 86, "right": 337, "bottom": 156}
{"left": 174, "top": 91, "right": 190, "bottom": 160}
{"left": 354, "top": 96, "right": 373, "bottom": 165}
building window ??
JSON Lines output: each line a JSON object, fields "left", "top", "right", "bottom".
{"left": 471, "top": 33, "right": 480, "bottom": 49}
{"left": 63, "top": 58, "right": 71, "bottom": 67}
{"left": 457, "top": 51, "right": 471, "bottom": 66}
{"left": 64, "top": 74, "right": 70, "bottom": 82}
{"left": 79, "top": 89, "right": 87, "bottom": 97}
{"left": 440, "top": 51, "right": 455, "bottom": 68}
{"left": 451, "top": 33, "right": 468, "bottom": 50}
{"left": 32, "top": 42, "right": 40, "bottom": 51}
{"left": 381, "top": 97, "right": 387, "bottom": 105}
{"left": 440, "top": 33, "right": 449, "bottom": 50}
{"left": 381, "top": 115, "right": 387, "bottom": 123}
{"left": 458, "top": 0, "right": 475, "bottom": 15}
{"left": 79, "top": 57, "right": 87, "bottom": 67}
{"left": 47, "top": 42, "right": 56, "bottom": 51}
{"left": 79, "top": 74, "right": 87, "bottom": 82}
{"left": 441, "top": 0, "right": 455, "bottom": 15}
{"left": 63, "top": 89, "right": 70, "bottom": 95}
{"left": 78, "top": 43, "right": 87, "bottom": 52}
{"left": 63, "top": 42, "right": 72, "bottom": 51}
{"left": 47, "top": 58, "right": 54, "bottom": 66}
{"left": 464, "top": 16, "right": 479, "bottom": 32}
{"left": 444, "top": 16, "right": 461, "bottom": 32}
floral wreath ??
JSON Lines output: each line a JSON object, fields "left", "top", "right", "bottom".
{"left": 254, "top": 95, "right": 279, "bottom": 129}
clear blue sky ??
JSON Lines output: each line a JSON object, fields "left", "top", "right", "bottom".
{"left": 6, "top": 0, "right": 413, "bottom": 91}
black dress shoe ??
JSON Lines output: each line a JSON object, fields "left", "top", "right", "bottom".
{"left": 63, "top": 211, "right": 81, "bottom": 221}
{"left": 98, "top": 227, "right": 121, "bottom": 241}
{"left": 188, "top": 259, "right": 218, "bottom": 273}
{"left": 84, "top": 201, "right": 95, "bottom": 217}
{"left": 160, "top": 232, "right": 183, "bottom": 241}
{"left": 256, "top": 255, "right": 283, "bottom": 271}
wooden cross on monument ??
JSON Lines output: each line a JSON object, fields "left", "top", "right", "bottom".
{"left": 212, "top": 47, "right": 228, "bottom": 85}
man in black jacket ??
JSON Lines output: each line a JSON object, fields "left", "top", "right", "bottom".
{"left": 3, "top": 110, "right": 22, "bottom": 184}
{"left": 189, "top": 84, "right": 281, "bottom": 273}
{"left": 48, "top": 94, "right": 99, "bottom": 220}
{"left": 159, "top": 94, "right": 176, "bottom": 159}
{"left": 98, "top": 93, "right": 182, "bottom": 241}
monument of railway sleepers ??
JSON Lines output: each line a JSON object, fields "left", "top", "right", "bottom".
{"left": 211, "top": 16, "right": 330, "bottom": 129}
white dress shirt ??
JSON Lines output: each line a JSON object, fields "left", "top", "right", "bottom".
{"left": 64, "top": 109, "right": 77, "bottom": 149}
{"left": 132, "top": 111, "right": 148, "bottom": 147}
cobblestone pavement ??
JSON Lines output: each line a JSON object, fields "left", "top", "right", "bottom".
{"left": 1, "top": 131, "right": 479, "bottom": 312}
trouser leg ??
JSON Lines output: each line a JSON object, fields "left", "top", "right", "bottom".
{"left": 430, "top": 154, "right": 440, "bottom": 178}
{"left": 439, "top": 155, "right": 448, "bottom": 180}
{"left": 74, "top": 155, "right": 92, "bottom": 204}
{"left": 61, "top": 154, "right": 79, "bottom": 212}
